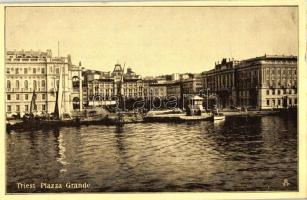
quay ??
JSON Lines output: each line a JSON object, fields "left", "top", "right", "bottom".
{"left": 6, "top": 108, "right": 296, "bottom": 132}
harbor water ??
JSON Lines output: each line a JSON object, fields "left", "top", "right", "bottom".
{"left": 6, "top": 115, "right": 297, "bottom": 192}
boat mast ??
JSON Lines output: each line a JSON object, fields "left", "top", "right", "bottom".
{"left": 54, "top": 87, "right": 59, "bottom": 119}
{"left": 30, "top": 89, "right": 37, "bottom": 115}
{"left": 54, "top": 68, "right": 63, "bottom": 119}
{"left": 117, "top": 63, "right": 125, "bottom": 111}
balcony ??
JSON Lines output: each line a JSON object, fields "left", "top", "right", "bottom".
{"left": 6, "top": 88, "right": 47, "bottom": 92}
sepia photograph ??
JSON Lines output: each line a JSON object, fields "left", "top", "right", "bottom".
{"left": 1, "top": 1, "right": 306, "bottom": 198}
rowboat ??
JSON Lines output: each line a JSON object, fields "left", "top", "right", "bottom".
{"left": 212, "top": 113, "right": 225, "bottom": 121}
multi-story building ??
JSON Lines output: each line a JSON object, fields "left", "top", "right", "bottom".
{"left": 181, "top": 74, "right": 203, "bottom": 95}
{"left": 83, "top": 64, "right": 144, "bottom": 106}
{"left": 202, "top": 58, "right": 238, "bottom": 107}
{"left": 237, "top": 55, "right": 297, "bottom": 109}
{"left": 148, "top": 83, "right": 168, "bottom": 98}
{"left": 5, "top": 50, "right": 83, "bottom": 117}
{"left": 202, "top": 55, "right": 297, "bottom": 109}
{"left": 122, "top": 67, "right": 143, "bottom": 99}
{"left": 166, "top": 81, "right": 181, "bottom": 98}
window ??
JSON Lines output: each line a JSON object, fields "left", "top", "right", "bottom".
{"left": 33, "top": 68, "right": 36, "bottom": 74}
{"left": 56, "top": 68, "right": 60, "bottom": 74}
{"left": 41, "top": 80, "right": 45, "bottom": 88}
{"left": 272, "top": 99, "right": 275, "bottom": 106}
{"left": 7, "top": 80, "right": 11, "bottom": 89}
{"left": 272, "top": 89, "right": 275, "bottom": 95}
{"left": 16, "top": 94, "right": 19, "bottom": 100}
{"left": 266, "top": 90, "right": 269, "bottom": 95}
{"left": 25, "top": 105, "right": 29, "bottom": 112}
{"left": 42, "top": 104, "right": 46, "bottom": 111}
{"left": 24, "top": 68, "right": 28, "bottom": 74}
{"left": 15, "top": 68, "right": 19, "bottom": 74}
{"left": 41, "top": 68, "right": 45, "bottom": 74}
{"left": 294, "top": 98, "right": 297, "bottom": 104}
{"left": 16, "top": 80, "right": 20, "bottom": 89}
{"left": 289, "top": 90, "right": 292, "bottom": 94}
{"left": 24, "top": 80, "right": 28, "bottom": 89}
{"left": 42, "top": 94, "right": 46, "bottom": 100}
{"left": 16, "top": 105, "right": 20, "bottom": 112}
{"left": 7, "top": 105, "right": 11, "bottom": 112}
{"left": 6, "top": 68, "right": 10, "bottom": 74}
{"left": 25, "top": 94, "right": 28, "bottom": 100}
{"left": 277, "top": 90, "right": 280, "bottom": 95}
{"left": 278, "top": 99, "right": 281, "bottom": 105}
{"left": 267, "top": 99, "right": 270, "bottom": 106}
{"left": 289, "top": 99, "right": 292, "bottom": 105}
{"left": 7, "top": 94, "right": 11, "bottom": 100}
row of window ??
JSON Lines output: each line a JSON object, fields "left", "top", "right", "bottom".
{"left": 266, "top": 68, "right": 297, "bottom": 75}
{"left": 7, "top": 66, "right": 64, "bottom": 75}
{"left": 7, "top": 80, "right": 46, "bottom": 89}
{"left": 7, "top": 67, "right": 46, "bottom": 75}
{"left": 7, "top": 94, "right": 46, "bottom": 101}
{"left": 266, "top": 98, "right": 297, "bottom": 106}
{"left": 7, "top": 104, "right": 46, "bottom": 113}
{"left": 266, "top": 89, "right": 297, "bottom": 95}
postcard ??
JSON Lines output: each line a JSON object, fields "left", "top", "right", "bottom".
{"left": 0, "top": 1, "right": 306, "bottom": 200}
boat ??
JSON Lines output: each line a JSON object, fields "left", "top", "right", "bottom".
{"left": 146, "top": 108, "right": 183, "bottom": 116}
{"left": 144, "top": 95, "right": 211, "bottom": 122}
{"left": 212, "top": 113, "right": 225, "bottom": 121}
{"left": 211, "top": 106, "right": 226, "bottom": 121}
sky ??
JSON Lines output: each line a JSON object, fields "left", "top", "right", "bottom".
{"left": 6, "top": 6, "right": 298, "bottom": 76}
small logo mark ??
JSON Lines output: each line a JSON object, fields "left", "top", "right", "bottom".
{"left": 283, "top": 178, "right": 290, "bottom": 187}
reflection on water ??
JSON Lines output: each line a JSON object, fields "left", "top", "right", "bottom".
{"left": 6, "top": 116, "right": 297, "bottom": 192}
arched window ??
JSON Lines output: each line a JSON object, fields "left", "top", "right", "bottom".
{"left": 16, "top": 80, "right": 19, "bottom": 89}
{"left": 24, "top": 80, "right": 28, "bottom": 89}
{"left": 7, "top": 80, "right": 11, "bottom": 89}
{"left": 41, "top": 80, "right": 45, "bottom": 88}
{"left": 33, "top": 80, "right": 37, "bottom": 90}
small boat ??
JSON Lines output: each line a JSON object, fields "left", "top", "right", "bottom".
{"left": 212, "top": 113, "right": 225, "bottom": 121}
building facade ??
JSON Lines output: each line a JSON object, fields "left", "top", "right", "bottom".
{"left": 181, "top": 74, "right": 203, "bottom": 95}
{"left": 5, "top": 50, "right": 83, "bottom": 117}
{"left": 83, "top": 64, "right": 144, "bottom": 106}
{"left": 166, "top": 81, "right": 181, "bottom": 98}
{"left": 202, "top": 55, "right": 297, "bottom": 109}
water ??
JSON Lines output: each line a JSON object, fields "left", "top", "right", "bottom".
{"left": 6, "top": 116, "right": 297, "bottom": 192}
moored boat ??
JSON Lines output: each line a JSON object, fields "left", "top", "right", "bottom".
{"left": 212, "top": 113, "right": 225, "bottom": 121}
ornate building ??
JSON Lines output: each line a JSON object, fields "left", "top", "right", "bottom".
{"left": 202, "top": 55, "right": 297, "bottom": 109}
{"left": 83, "top": 64, "right": 144, "bottom": 106}
{"left": 5, "top": 50, "right": 83, "bottom": 117}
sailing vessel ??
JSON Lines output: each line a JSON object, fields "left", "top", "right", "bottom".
{"left": 53, "top": 69, "right": 72, "bottom": 121}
